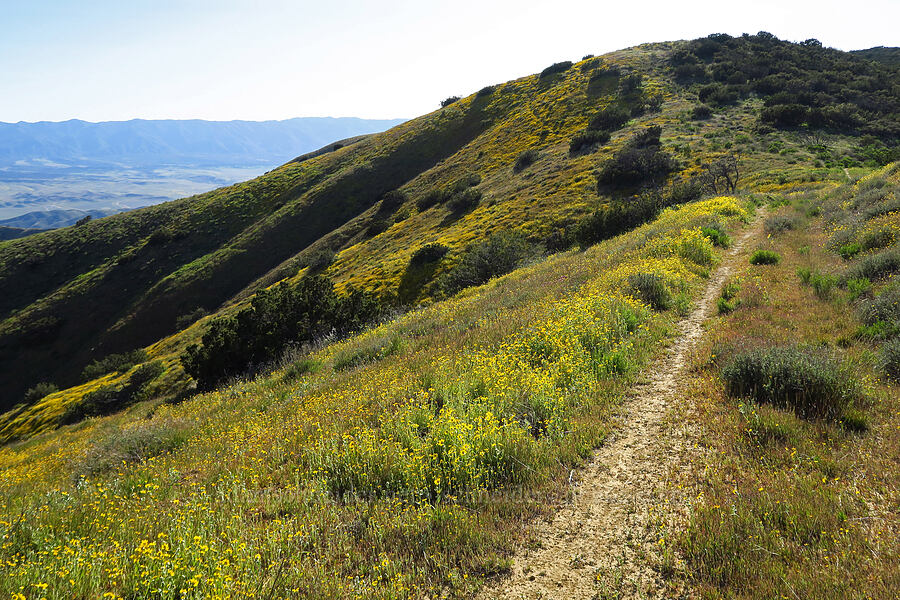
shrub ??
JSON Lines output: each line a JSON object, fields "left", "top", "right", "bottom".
{"left": 838, "top": 242, "right": 861, "bottom": 260}
{"left": 333, "top": 336, "right": 405, "bottom": 371}
{"left": 797, "top": 266, "right": 812, "bottom": 285}
{"left": 81, "top": 349, "right": 148, "bottom": 382}
{"left": 569, "top": 129, "right": 611, "bottom": 154}
{"left": 691, "top": 104, "right": 713, "bottom": 120}
{"left": 476, "top": 85, "right": 495, "bottom": 97}
{"left": 722, "top": 345, "right": 864, "bottom": 420}
{"left": 843, "top": 248, "right": 900, "bottom": 282}
{"left": 700, "top": 223, "right": 731, "bottom": 248}
{"left": 628, "top": 273, "right": 672, "bottom": 310}
{"left": 417, "top": 189, "right": 448, "bottom": 211}
{"left": 847, "top": 277, "right": 872, "bottom": 301}
{"left": 811, "top": 271, "right": 837, "bottom": 300}
{"left": 307, "top": 248, "right": 336, "bottom": 272}
{"left": 859, "top": 227, "right": 895, "bottom": 251}
{"left": 513, "top": 149, "right": 539, "bottom": 173}
{"left": 749, "top": 250, "right": 780, "bottom": 265}
{"left": 378, "top": 189, "right": 408, "bottom": 211}
{"left": 367, "top": 218, "right": 390, "bottom": 236}
{"left": 181, "top": 276, "right": 384, "bottom": 390}
{"left": 856, "top": 284, "right": 900, "bottom": 326}
{"left": 587, "top": 105, "right": 631, "bottom": 132}
{"left": 176, "top": 307, "right": 208, "bottom": 330}
{"left": 881, "top": 339, "right": 900, "bottom": 381}
{"left": 764, "top": 215, "right": 797, "bottom": 235}
{"left": 539, "top": 61, "right": 573, "bottom": 78}
{"left": 440, "top": 96, "right": 460, "bottom": 108}
{"left": 596, "top": 126, "right": 678, "bottom": 188}
{"left": 410, "top": 243, "right": 450, "bottom": 266}
{"left": 62, "top": 361, "right": 163, "bottom": 424}
{"left": 439, "top": 231, "right": 537, "bottom": 296}
{"left": 23, "top": 382, "right": 58, "bottom": 404}
{"left": 447, "top": 188, "right": 482, "bottom": 213}
{"left": 718, "top": 280, "right": 741, "bottom": 314}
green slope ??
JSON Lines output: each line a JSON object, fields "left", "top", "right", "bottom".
{"left": 1, "top": 32, "right": 898, "bottom": 421}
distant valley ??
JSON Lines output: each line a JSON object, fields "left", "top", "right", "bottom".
{"left": 0, "top": 116, "right": 406, "bottom": 222}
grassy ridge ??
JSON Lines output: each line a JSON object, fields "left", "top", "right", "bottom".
{"left": 0, "top": 197, "right": 749, "bottom": 598}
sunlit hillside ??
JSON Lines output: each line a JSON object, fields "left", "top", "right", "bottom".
{"left": 1, "top": 33, "right": 899, "bottom": 599}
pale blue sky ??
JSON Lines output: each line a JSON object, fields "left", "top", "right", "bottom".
{"left": 1, "top": 0, "right": 897, "bottom": 123}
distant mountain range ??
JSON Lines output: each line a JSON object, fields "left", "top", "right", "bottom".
{"left": 0, "top": 208, "right": 116, "bottom": 230}
{"left": 0, "top": 117, "right": 408, "bottom": 166}
{"left": 0, "top": 117, "right": 407, "bottom": 222}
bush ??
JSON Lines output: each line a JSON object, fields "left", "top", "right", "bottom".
{"left": 722, "top": 345, "right": 864, "bottom": 420}
{"left": 378, "top": 189, "right": 408, "bottom": 211}
{"left": 847, "top": 277, "right": 872, "bottom": 301}
{"left": 81, "top": 349, "right": 148, "bottom": 382}
{"left": 181, "top": 276, "right": 384, "bottom": 390}
{"left": 843, "top": 248, "right": 900, "bottom": 282}
{"left": 587, "top": 105, "right": 631, "bottom": 132}
{"left": 749, "top": 250, "right": 781, "bottom": 265}
{"left": 691, "top": 104, "right": 713, "bottom": 120}
{"left": 569, "top": 129, "right": 611, "bottom": 154}
{"left": 513, "top": 149, "right": 539, "bottom": 173}
{"left": 881, "top": 339, "right": 900, "bottom": 381}
{"left": 838, "top": 242, "right": 861, "bottom": 260}
{"left": 73, "top": 418, "right": 190, "bottom": 478}
{"left": 859, "top": 227, "right": 895, "bottom": 251}
{"left": 701, "top": 223, "right": 731, "bottom": 248}
{"left": 62, "top": 361, "right": 164, "bottom": 424}
{"left": 764, "top": 215, "right": 797, "bottom": 235}
{"left": 440, "top": 96, "right": 460, "bottom": 108}
{"left": 628, "top": 273, "right": 672, "bottom": 310}
{"left": 410, "top": 243, "right": 450, "bottom": 266}
{"left": 856, "top": 285, "right": 900, "bottom": 326}
{"left": 307, "top": 248, "right": 336, "bottom": 273}
{"left": 718, "top": 279, "right": 741, "bottom": 313}
{"left": 811, "top": 271, "right": 837, "bottom": 299}
{"left": 447, "top": 188, "right": 482, "bottom": 213}
{"left": 439, "top": 231, "right": 537, "bottom": 296}
{"left": 23, "top": 382, "right": 58, "bottom": 404}
{"left": 367, "top": 218, "right": 390, "bottom": 236}
{"left": 596, "top": 126, "right": 678, "bottom": 188}
{"left": 476, "top": 85, "right": 495, "bottom": 97}
{"left": 539, "top": 61, "right": 573, "bottom": 78}
{"left": 176, "top": 307, "right": 208, "bottom": 330}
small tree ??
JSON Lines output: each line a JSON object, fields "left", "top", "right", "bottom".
{"left": 700, "top": 153, "right": 741, "bottom": 194}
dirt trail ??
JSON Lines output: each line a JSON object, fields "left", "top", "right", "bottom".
{"left": 481, "top": 213, "right": 765, "bottom": 599}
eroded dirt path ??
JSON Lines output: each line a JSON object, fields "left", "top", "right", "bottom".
{"left": 481, "top": 213, "right": 765, "bottom": 600}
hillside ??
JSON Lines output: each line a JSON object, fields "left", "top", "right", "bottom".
{"left": 1, "top": 32, "right": 899, "bottom": 599}
{"left": 2, "top": 33, "right": 898, "bottom": 421}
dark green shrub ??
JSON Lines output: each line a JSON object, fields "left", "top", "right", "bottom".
{"left": 62, "top": 361, "right": 163, "bottom": 424}
{"left": 838, "top": 242, "right": 862, "bottom": 260}
{"left": 378, "top": 190, "right": 408, "bottom": 211}
{"left": 539, "top": 61, "right": 573, "bottom": 78}
{"left": 843, "top": 248, "right": 900, "bottom": 282}
{"left": 701, "top": 223, "right": 731, "bottom": 248}
{"left": 881, "top": 339, "right": 900, "bottom": 381}
{"left": 691, "top": 104, "right": 713, "bottom": 120}
{"left": 764, "top": 215, "right": 797, "bottom": 235}
{"left": 23, "top": 382, "right": 58, "bottom": 404}
{"left": 569, "top": 129, "right": 611, "bottom": 154}
{"left": 416, "top": 189, "right": 448, "bottom": 211}
{"left": 811, "top": 271, "right": 837, "bottom": 299}
{"left": 513, "top": 149, "right": 539, "bottom": 173}
{"left": 367, "top": 218, "right": 390, "bottom": 236}
{"left": 587, "top": 105, "right": 630, "bottom": 132}
{"left": 410, "top": 243, "right": 450, "bottom": 266}
{"left": 440, "top": 96, "right": 460, "bottom": 108}
{"left": 439, "top": 231, "right": 537, "bottom": 296}
{"left": 797, "top": 267, "right": 812, "bottom": 285}
{"left": 476, "top": 85, "right": 495, "bottom": 97}
{"left": 181, "top": 276, "right": 384, "bottom": 390}
{"left": 307, "top": 248, "right": 336, "bottom": 273}
{"left": 718, "top": 280, "right": 741, "bottom": 313}
{"left": 698, "top": 83, "right": 739, "bottom": 106}
{"left": 333, "top": 337, "right": 404, "bottom": 371}
{"left": 282, "top": 359, "right": 321, "bottom": 381}
{"left": 628, "top": 273, "right": 672, "bottom": 310}
{"left": 749, "top": 250, "right": 781, "bottom": 265}
{"left": 722, "top": 345, "right": 865, "bottom": 420}
{"left": 81, "top": 349, "right": 148, "bottom": 382}
{"left": 447, "top": 188, "right": 482, "bottom": 213}
{"left": 596, "top": 126, "right": 678, "bottom": 188}
{"left": 176, "top": 307, "right": 208, "bottom": 330}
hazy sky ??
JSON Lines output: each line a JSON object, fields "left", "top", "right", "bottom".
{"left": 1, "top": 0, "right": 897, "bottom": 123}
